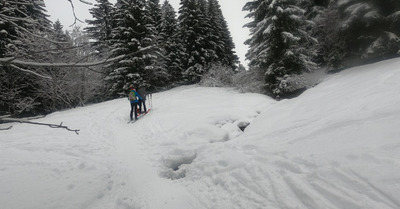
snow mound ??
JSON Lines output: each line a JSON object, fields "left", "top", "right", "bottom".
{"left": 186, "top": 58, "right": 400, "bottom": 209}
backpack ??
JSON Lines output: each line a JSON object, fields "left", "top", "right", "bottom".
{"left": 129, "top": 90, "right": 137, "bottom": 101}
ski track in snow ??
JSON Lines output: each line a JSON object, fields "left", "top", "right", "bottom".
{"left": 1, "top": 58, "right": 400, "bottom": 208}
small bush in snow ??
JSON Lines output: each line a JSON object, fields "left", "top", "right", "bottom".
{"left": 200, "top": 64, "right": 267, "bottom": 94}
{"left": 273, "top": 74, "right": 308, "bottom": 98}
{"left": 199, "top": 63, "right": 235, "bottom": 87}
{"left": 231, "top": 68, "right": 265, "bottom": 94}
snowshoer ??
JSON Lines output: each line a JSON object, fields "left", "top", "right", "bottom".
{"left": 128, "top": 84, "right": 142, "bottom": 120}
{"left": 137, "top": 86, "right": 147, "bottom": 114}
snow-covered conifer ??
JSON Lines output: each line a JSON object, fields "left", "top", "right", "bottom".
{"left": 0, "top": 0, "right": 53, "bottom": 115}
{"left": 107, "top": 0, "right": 156, "bottom": 97}
{"left": 85, "top": 0, "right": 114, "bottom": 54}
{"left": 160, "top": 0, "right": 184, "bottom": 85}
{"left": 244, "top": 0, "right": 317, "bottom": 98}
{"left": 337, "top": 0, "right": 400, "bottom": 62}
{"left": 207, "top": 0, "right": 238, "bottom": 68}
{"left": 177, "top": 0, "right": 211, "bottom": 82}
{"left": 144, "top": 0, "right": 169, "bottom": 89}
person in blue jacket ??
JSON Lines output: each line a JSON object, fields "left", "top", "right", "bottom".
{"left": 128, "top": 84, "right": 142, "bottom": 120}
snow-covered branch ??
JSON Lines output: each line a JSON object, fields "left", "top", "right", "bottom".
{"left": 79, "top": 0, "right": 93, "bottom": 5}
{"left": 0, "top": 54, "right": 118, "bottom": 68}
{"left": 10, "top": 64, "right": 52, "bottom": 79}
{"left": 0, "top": 46, "right": 155, "bottom": 69}
{"left": 0, "top": 14, "right": 70, "bottom": 45}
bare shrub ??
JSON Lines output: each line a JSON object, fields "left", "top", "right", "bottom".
{"left": 199, "top": 63, "right": 235, "bottom": 87}
{"left": 231, "top": 68, "right": 265, "bottom": 94}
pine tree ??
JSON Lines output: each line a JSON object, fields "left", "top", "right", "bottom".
{"left": 107, "top": 0, "right": 155, "bottom": 97}
{"left": 337, "top": 0, "right": 400, "bottom": 62}
{"left": 198, "top": 0, "right": 217, "bottom": 65}
{"left": 311, "top": 1, "right": 346, "bottom": 71}
{"left": 0, "top": 0, "right": 53, "bottom": 115}
{"left": 0, "top": 1, "right": 14, "bottom": 58}
{"left": 160, "top": 0, "right": 184, "bottom": 85}
{"left": 207, "top": 0, "right": 238, "bottom": 68}
{"left": 145, "top": 0, "right": 169, "bottom": 89}
{"left": 244, "top": 0, "right": 317, "bottom": 98}
{"left": 146, "top": 0, "right": 163, "bottom": 33}
{"left": 0, "top": 0, "right": 52, "bottom": 59}
{"left": 85, "top": 0, "right": 114, "bottom": 54}
{"left": 178, "top": 0, "right": 210, "bottom": 82}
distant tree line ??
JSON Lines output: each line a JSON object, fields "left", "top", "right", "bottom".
{"left": 1, "top": 0, "right": 400, "bottom": 117}
{"left": 243, "top": 0, "right": 400, "bottom": 98}
{"left": 85, "top": 0, "right": 239, "bottom": 98}
{"left": 0, "top": 0, "right": 238, "bottom": 116}
{"left": 1, "top": 0, "right": 98, "bottom": 116}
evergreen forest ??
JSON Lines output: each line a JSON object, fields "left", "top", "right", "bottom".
{"left": 1, "top": 0, "right": 400, "bottom": 117}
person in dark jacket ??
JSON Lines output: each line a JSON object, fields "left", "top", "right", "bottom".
{"left": 137, "top": 86, "right": 147, "bottom": 113}
{"left": 128, "top": 85, "right": 142, "bottom": 120}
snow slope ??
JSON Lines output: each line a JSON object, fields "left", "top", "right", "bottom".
{"left": 1, "top": 58, "right": 400, "bottom": 209}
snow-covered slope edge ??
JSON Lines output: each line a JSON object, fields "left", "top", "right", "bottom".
{"left": 186, "top": 58, "right": 400, "bottom": 209}
{"left": 1, "top": 58, "right": 400, "bottom": 209}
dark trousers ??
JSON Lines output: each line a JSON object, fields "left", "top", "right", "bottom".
{"left": 130, "top": 102, "right": 138, "bottom": 120}
{"left": 138, "top": 99, "right": 147, "bottom": 113}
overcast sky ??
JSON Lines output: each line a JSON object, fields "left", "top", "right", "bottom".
{"left": 43, "top": 0, "right": 250, "bottom": 67}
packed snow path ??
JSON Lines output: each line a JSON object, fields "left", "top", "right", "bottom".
{"left": 1, "top": 58, "right": 400, "bottom": 209}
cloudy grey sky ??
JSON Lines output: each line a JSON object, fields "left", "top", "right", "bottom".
{"left": 43, "top": 0, "right": 250, "bottom": 67}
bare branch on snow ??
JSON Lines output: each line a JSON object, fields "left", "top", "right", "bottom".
{"left": 0, "top": 126, "right": 13, "bottom": 131}
{"left": 0, "top": 118, "right": 80, "bottom": 135}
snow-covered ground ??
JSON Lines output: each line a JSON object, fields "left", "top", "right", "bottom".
{"left": 1, "top": 58, "right": 400, "bottom": 209}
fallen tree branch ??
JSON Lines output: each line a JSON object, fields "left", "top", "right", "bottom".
{"left": 0, "top": 126, "right": 13, "bottom": 131}
{"left": 0, "top": 118, "right": 80, "bottom": 135}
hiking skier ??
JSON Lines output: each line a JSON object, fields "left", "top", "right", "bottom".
{"left": 137, "top": 86, "right": 147, "bottom": 114}
{"left": 128, "top": 84, "right": 142, "bottom": 121}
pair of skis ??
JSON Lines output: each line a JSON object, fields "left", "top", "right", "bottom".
{"left": 128, "top": 109, "right": 151, "bottom": 123}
